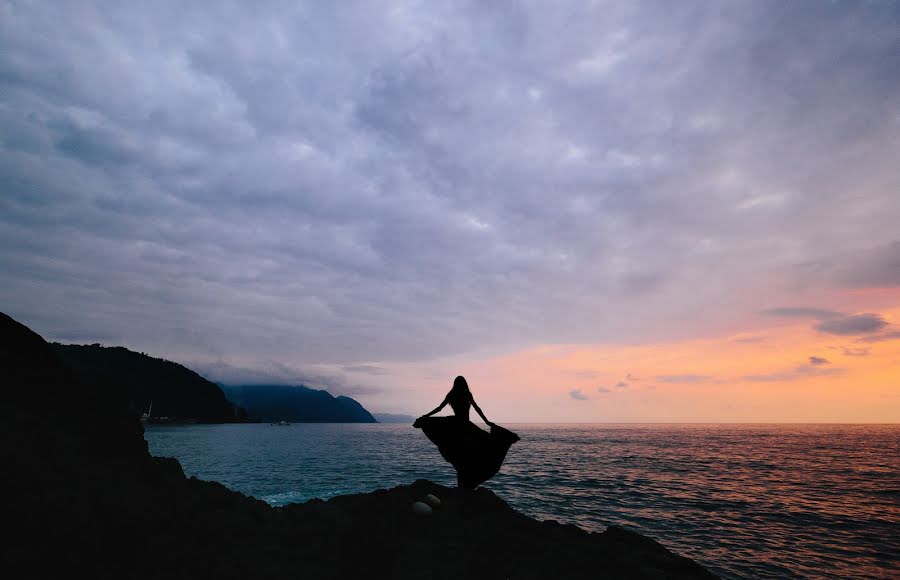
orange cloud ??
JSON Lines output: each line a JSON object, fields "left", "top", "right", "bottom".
{"left": 448, "top": 306, "right": 900, "bottom": 423}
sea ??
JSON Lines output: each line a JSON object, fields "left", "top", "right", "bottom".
{"left": 144, "top": 423, "right": 899, "bottom": 579}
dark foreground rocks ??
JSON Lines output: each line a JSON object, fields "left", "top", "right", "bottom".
{"left": 0, "top": 312, "right": 715, "bottom": 579}
{"left": 279, "top": 479, "right": 716, "bottom": 579}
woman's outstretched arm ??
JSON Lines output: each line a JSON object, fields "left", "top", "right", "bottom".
{"left": 421, "top": 394, "right": 450, "bottom": 418}
{"left": 469, "top": 392, "right": 494, "bottom": 426}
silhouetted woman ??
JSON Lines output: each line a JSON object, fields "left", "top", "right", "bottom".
{"left": 414, "top": 376, "right": 519, "bottom": 489}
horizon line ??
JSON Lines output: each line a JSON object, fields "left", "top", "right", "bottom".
{"left": 360, "top": 420, "right": 900, "bottom": 425}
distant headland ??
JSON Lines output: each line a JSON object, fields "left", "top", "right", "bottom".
{"left": 223, "top": 384, "right": 376, "bottom": 423}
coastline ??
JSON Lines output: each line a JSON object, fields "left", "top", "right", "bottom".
{"left": 2, "top": 311, "right": 715, "bottom": 578}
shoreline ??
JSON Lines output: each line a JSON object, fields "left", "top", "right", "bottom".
{"left": 3, "top": 311, "right": 715, "bottom": 578}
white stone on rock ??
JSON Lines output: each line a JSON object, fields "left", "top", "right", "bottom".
{"left": 412, "top": 501, "right": 432, "bottom": 516}
{"left": 423, "top": 493, "right": 441, "bottom": 507}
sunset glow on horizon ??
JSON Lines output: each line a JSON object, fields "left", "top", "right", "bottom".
{"left": 476, "top": 308, "right": 900, "bottom": 424}
{"left": 333, "top": 301, "right": 900, "bottom": 424}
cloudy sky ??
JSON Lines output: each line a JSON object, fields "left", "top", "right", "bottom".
{"left": 2, "top": 1, "right": 898, "bottom": 421}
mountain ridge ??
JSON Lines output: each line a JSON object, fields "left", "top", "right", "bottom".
{"left": 222, "top": 384, "right": 377, "bottom": 423}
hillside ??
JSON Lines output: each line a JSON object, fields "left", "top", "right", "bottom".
{"left": 223, "top": 384, "right": 377, "bottom": 423}
{"left": 51, "top": 343, "right": 245, "bottom": 423}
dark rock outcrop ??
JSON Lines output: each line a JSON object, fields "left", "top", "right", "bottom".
{"left": 0, "top": 312, "right": 715, "bottom": 579}
{"left": 279, "top": 479, "right": 717, "bottom": 579}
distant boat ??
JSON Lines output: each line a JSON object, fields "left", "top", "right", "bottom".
{"left": 140, "top": 401, "right": 153, "bottom": 423}
{"left": 140, "top": 402, "right": 175, "bottom": 424}
{"left": 270, "top": 420, "right": 291, "bottom": 426}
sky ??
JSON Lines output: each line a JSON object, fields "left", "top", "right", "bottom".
{"left": 1, "top": 1, "right": 898, "bottom": 422}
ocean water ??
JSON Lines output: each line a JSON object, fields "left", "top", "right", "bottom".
{"left": 145, "top": 423, "right": 899, "bottom": 579}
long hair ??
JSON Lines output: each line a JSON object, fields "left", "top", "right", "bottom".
{"left": 451, "top": 375, "right": 469, "bottom": 394}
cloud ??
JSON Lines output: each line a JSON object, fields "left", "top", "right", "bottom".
{"left": 763, "top": 308, "right": 841, "bottom": 321}
{"left": 328, "top": 384, "right": 385, "bottom": 397}
{"left": 764, "top": 307, "right": 890, "bottom": 339}
{"left": 828, "top": 240, "right": 900, "bottom": 289}
{"left": 742, "top": 365, "right": 844, "bottom": 383}
{"left": 597, "top": 386, "right": 611, "bottom": 393}
{"left": 808, "top": 356, "right": 829, "bottom": 365}
{"left": 191, "top": 359, "right": 383, "bottom": 397}
{"left": 732, "top": 335, "right": 765, "bottom": 343}
{"left": 656, "top": 374, "right": 711, "bottom": 384}
{"left": 857, "top": 330, "right": 900, "bottom": 344}
{"left": 195, "top": 360, "right": 316, "bottom": 386}
{"left": 841, "top": 347, "right": 870, "bottom": 357}
{"left": 816, "top": 314, "right": 888, "bottom": 336}
{"left": 343, "top": 365, "right": 391, "bottom": 376}
{"left": 569, "top": 388, "right": 588, "bottom": 401}
{"left": 606, "top": 374, "right": 636, "bottom": 389}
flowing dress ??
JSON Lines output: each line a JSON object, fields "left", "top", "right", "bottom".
{"left": 413, "top": 392, "right": 519, "bottom": 489}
